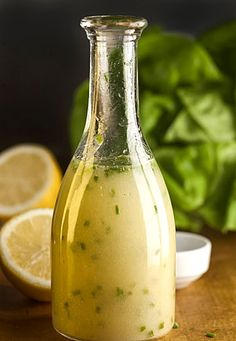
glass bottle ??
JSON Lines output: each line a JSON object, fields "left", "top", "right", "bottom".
{"left": 52, "top": 15, "right": 176, "bottom": 341}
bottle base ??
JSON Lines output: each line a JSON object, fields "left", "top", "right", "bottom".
{"left": 54, "top": 325, "right": 173, "bottom": 341}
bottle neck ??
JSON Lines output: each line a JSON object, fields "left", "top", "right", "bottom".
{"left": 87, "top": 37, "right": 138, "bottom": 132}
{"left": 77, "top": 28, "right": 152, "bottom": 166}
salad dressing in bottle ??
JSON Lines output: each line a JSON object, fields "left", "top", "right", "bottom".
{"left": 52, "top": 15, "right": 176, "bottom": 341}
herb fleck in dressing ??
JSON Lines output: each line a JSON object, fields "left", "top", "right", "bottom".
{"left": 140, "top": 326, "right": 146, "bottom": 332}
{"left": 205, "top": 332, "right": 216, "bottom": 338}
{"left": 94, "top": 175, "right": 99, "bottom": 182}
{"left": 84, "top": 220, "right": 90, "bottom": 227}
{"left": 173, "top": 321, "right": 179, "bottom": 329}
{"left": 115, "top": 205, "right": 120, "bottom": 215}
{"left": 148, "top": 330, "right": 154, "bottom": 337}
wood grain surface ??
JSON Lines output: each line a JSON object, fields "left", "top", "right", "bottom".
{"left": 0, "top": 229, "right": 235, "bottom": 341}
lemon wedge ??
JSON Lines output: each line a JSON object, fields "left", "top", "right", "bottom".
{"left": 0, "top": 208, "right": 53, "bottom": 301}
{"left": 0, "top": 144, "right": 62, "bottom": 220}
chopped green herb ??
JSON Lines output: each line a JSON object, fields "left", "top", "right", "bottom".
{"left": 64, "top": 301, "right": 70, "bottom": 318}
{"left": 148, "top": 330, "right": 154, "bottom": 337}
{"left": 72, "top": 289, "right": 81, "bottom": 296}
{"left": 143, "top": 288, "right": 149, "bottom": 295}
{"left": 116, "top": 287, "right": 125, "bottom": 298}
{"left": 115, "top": 287, "right": 133, "bottom": 299}
{"left": 79, "top": 242, "right": 86, "bottom": 250}
{"left": 205, "top": 332, "right": 216, "bottom": 338}
{"left": 115, "top": 205, "right": 120, "bottom": 215}
{"left": 159, "top": 322, "right": 165, "bottom": 330}
{"left": 92, "top": 165, "right": 97, "bottom": 170}
{"left": 104, "top": 72, "right": 109, "bottom": 82}
{"left": 154, "top": 205, "right": 158, "bottom": 213}
{"left": 173, "top": 322, "right": 179, "bottom": 329}
{"left": 139, "top": 325, "right": 146, "bottom": 332}
{"left": 95, "top": 306, "right": 101, "bottom": 314}
{"left": 110, "top": 188, "right": 116, "bottom": 197}
{"left": 72, "top": 158, "right": 79, "bottom": 170}
{"left": 94, "top": 175, "right": 99, "bottom": 182}
{"left": 70, "top": 241, "right": 87, "bottom": 252}
{"left": 104, "top": 169, "right": 110, "bottom": 177}
{"left": 95, "top": 134, "right": 104, "bottom": 145}
{"left": 84, "top": 220, "right": 90, "bottom": 227}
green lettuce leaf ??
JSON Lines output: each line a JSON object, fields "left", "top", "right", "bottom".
{"left": 138, "top": 32, "right": 223, "bottom": 93}
{"left": 199, "top": 20, "right": 236, "bottom": 78}
{"left": 155, "top": 144, "right": 216, "bottom": 212}
{"left": 199, "top": 143, "right": 236, "bottom": 231}
{"left": 140, "top": 91, "right": 178, "bottom": 146}
{"left": 164, "top": 109, "right": 210, "bottom": 143}
{"left": 177, "top": 88, "right": 235, "bottom": 142}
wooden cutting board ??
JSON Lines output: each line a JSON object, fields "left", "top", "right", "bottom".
{"left": 0, "top": 229, "right": 236, "bottom": 340}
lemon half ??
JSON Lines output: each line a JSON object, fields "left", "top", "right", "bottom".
{"left": 0, "top": 144, "right": 62, "bottom": 220}
{"left": 0, "top": 208, "right": 53, "bottom": 301}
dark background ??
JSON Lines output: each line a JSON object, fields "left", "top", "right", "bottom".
{"left": 0, "top": 0, "right": 235, "bottom": 168}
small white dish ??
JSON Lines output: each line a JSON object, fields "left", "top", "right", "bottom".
{"left": 176, "top": 231, "right": 212, "bottom": 289}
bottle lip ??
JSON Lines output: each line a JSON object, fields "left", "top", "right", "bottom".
{"left": 80, "top": 15, "right": 148, "bottom": 32}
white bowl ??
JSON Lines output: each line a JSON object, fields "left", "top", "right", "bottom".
{"left": 176, "top": 231, "right": 212, "bottom": 289}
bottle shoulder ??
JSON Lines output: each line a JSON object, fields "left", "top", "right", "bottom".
{"left": 61, "top": 156, "right": 167, "bottom": 199}
{"left": 74, "top": 128, "right": 154, "bottom": 167}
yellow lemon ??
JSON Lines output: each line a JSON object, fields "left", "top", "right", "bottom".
{"left": 0, "top": 208, "right": 53, "bottom": 301}
{"left": 0, "top": 144, "right": 62, "bottom": 220}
